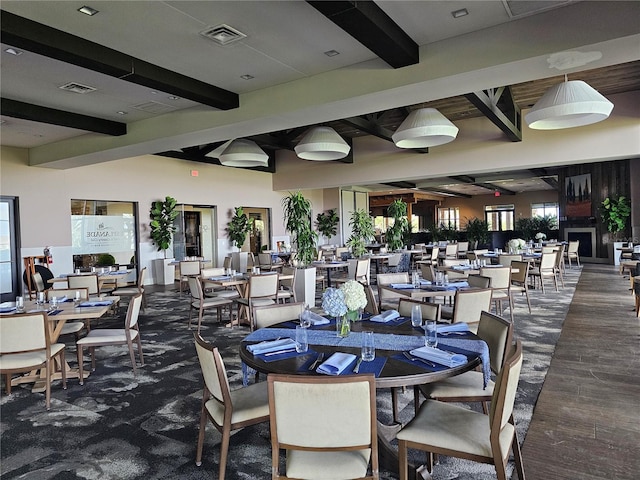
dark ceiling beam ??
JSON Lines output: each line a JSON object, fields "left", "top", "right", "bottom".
{"left": 382, "top": 181, "right": 416, "bottom": 189}
{"left": 1, "top": 97, "right": 126, "bottom": 136}
{"left": 416, "top": 187, "right": 472, "bottom": 199}
{"left": 464, "top": 86, "right": 522, "bottom": 141}
{"left": 339, "top": 115, "right": 429, "bottom": 153}
{"left": 529, "top": 168, "right": 560, "bottom": 190}
{"left": 306, "top": 1, "right": 419, "bottom": 68}
{"left": 1, "top": 10, "right": 238, "bottom": 110}
{"left": 449, "top": 175, "right": 516, "bottom": 196}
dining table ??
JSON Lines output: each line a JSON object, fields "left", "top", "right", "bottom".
{"left": 48, "top": 269, "right": 133, "bottom": 289}
{"left": 312, "top": 260, "right": 349, "bottom": 287}
{"left": 1, "top": 295, "right": 120, "bottom": 392}
{"left": 239, "top": 315, "right": 487, "bottom": 476}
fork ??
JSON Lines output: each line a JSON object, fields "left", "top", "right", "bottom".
{"left": 309, "top": 352, "right": 324, "bottom": 370}
{"left": 403, "top": 351, "right": 436, "bottom": 368}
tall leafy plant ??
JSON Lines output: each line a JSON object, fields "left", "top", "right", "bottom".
{"left": 150, "top": 196, "right": 179, "bottom": 258}
{"left": 347, "top": 209, "right": 375, "bottom": 258}
{"left": 282, "top": 191, "right": 318, "bottom": 267}
{"left": 464, "top": 217, "right": 490, "bottom": 249}
{"left": 226, "top": 206, "right": 254, "bottom": 249}
{"left": 601, "top": 196, "right": 631, "bottom": 238}
{"left": 386, "top": 199, "right": 409, "bottom": 251}
{"left": 315, "top": 209, "right": 339, "bottom": 244}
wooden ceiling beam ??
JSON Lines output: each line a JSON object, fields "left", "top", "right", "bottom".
{"left": 464, "top": 86, "right": 522, "bottom": 141}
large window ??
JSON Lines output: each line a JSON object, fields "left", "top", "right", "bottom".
{"left": 485, "top": 204, "right": 515, "bottom": 232}
{"left": 531, "top": 202, "right": 559, "bottom": 219}
{"left": 437, "top": 207, "right": 460, "bottom": 230}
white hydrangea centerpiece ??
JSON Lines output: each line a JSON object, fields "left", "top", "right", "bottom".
{"left": 508, "top": 238, "right": 526, "bottom": 252}
{"left": 535, "top": 232, "right": 546, "bottom": 241}
{"left": 322, "top": 280, "right": 367, "bottom": 337}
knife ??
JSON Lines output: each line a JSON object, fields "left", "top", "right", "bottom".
{"left": 403, "top": 351, "right": 436, "bottom": 368}
{"left": 353, "top": 356, "right": 363, "bottom": 373}
{"left": 309, "top": 352, "right": 324, "bottom": 370}
{"left": 264, "top": 348, "right": 296, "bottom": 357}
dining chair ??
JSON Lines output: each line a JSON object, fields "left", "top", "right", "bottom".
{"left": 235, "top": 273, "right": 280, "bottom": 331}
{"left": 498, "top": 254, "right": 522, "bottom": 266}
{"left": 46, "top": 287, "right": 90, "bottom": 340}
{"left": 553, "top": 243, "right": 566, "bottom": 288}
{"left": 179, "top": 260, "right": 202, "bottom": 295}
{"left": 440, "top": 288, "right": 493, "bottom": 331}
{"left": 336, "top": 258, "right": 370, "bottom": 286}
{"left": 112, "top": 267, "right": 147, "bottom": 312}
{"left": 466, "top": 274, "right": 491, "bottom": 288}
{"left": 419, "top": 263, "right": 435, "bottom": 283}
{"left": 509, "top": 261, "right": 532, "bottom": 313}
{"left": 276, "top": 266, "right": 297, "bottom": 303}
{"left": 443, "top": 243, "right": 458, "bottom": 260}
{"left": 376, "top": 272, "right": 410, "bottom": 312}
{"left": 67, "top": 273, "right": 100, "bottom": 296}
{"left": 194, "top": 333, "right": 270, "bottom": 480}
{"left": 398, "top": 299, "right": 441, "bottom": 321}
{"left": 565, "top": 240, "right": 580, "bottom": 268}
{"left": 429, "top": 246, "right": 440, "bottom": 267}
{"left": 267, "top": 373, "right": 379, "bottom": 480}
{"left": 223, "top": 256, "right": 232, "bottom": 270}
{"left": 31, "top": 271, "right": 47, "bottom": 293}
{"left": 363, "top": 283, "right": 379, "bottom": 316}
{"left": 383, "top": 253, "right": 402, "bottom": 273}
{"left": 253, "top": 302, "right": 305, "bottom": 329}
{"left": 419, "top": 310, "right": 513, "bottom": 413}
{"left": 335, "top": 246, "right": 350, "bottom": 260}
{"left": 76, "top": 293, "right": 144, "bottom": 383}
{"left": 187, "top": 276, "right": 234, "bottom": 333}
{"left": 456, "top": 241, "right": 469, "bottom": 259}
{"left": 528, "top": 252, "right": 558, "bottom": 293}
{"left": 397, "top": 340, "right": 525, "bottom": 480}
{"left": 0, "top": 312, "right": 67, "bottom": 410}
{"left": 480, "top": 266, "right": 514, "bottom": 321}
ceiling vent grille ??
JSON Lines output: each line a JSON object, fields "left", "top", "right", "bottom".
{"left": 58, "top": 82, "right": 97, "bottom": 94}
{"left": 200, "top": 24, "right": 247, "bottom": 45}
{"left": 130, "top": 101, "right": 176, "bottom": 114}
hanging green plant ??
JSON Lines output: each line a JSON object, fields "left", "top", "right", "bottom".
{"left": 347, "top": 209, "right": 375, "bottom": 258}
{"left": 226, "top": 206, "right": 254, "bottom": 249}
{"left": 386, "top": 199, "right": 409, "bottom": 251}
{"left": 150, "top": 196, "right": 179, "bottom": 258}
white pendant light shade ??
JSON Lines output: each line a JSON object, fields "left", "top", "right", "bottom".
{"left": 392, "top": 108, "right": 459, "bottom": 148}
{"left": 294, "top": 126, "right": 350, "bottom": 161}
{"left": 525, "top": 80, "right": 613, "bottom": 130}
{"left": 219, "top": 139, "right": 269, "bottom": 167}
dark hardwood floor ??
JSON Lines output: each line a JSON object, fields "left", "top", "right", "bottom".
{"left": 522, "top": 263, "right": 640, "bottom": 480}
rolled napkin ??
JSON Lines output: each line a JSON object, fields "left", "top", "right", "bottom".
{"left": 419, "top": 279, "right": 431, "bottom": 286}
{"left": 78, "top": 300, "right": 113, "bottom": 307}
{"left": 317, "top": 352, "right": 357, "bottom": 375}
{"left": 410, "top": 346, "right": 468, "bottom": 367}
{"left": 451, "top": 264, "right": 471, "bottom": 270}
{"left": 448, "top": 281, "right": 469, "bottom": 288}
{"left": 437, "top": 322, "right": 470, "bottom": 333}
{"left": 306, "top": 311, "right": 329, "bottom": 326}
{"left": 370, "top": 310, "right": 400, "bottom": 323}
{"left": 208, "top": 275, "right": 231, "bottom": 281}
{"left": 390, "top": 283, "right": 415, "bottom": 289}
{"left": 0, "top": 306, "right": 16, "bottom": 313}
{"left": 247, "top": 338, "right": 296, "bottom": 355}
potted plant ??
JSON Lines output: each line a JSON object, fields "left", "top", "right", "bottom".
{"left": 315, "top": 209, "right": 339, "bottom": 245}
{"left": 282, "top": 191, "right": 318, "bottom": 306}
{"left": 150, "top": 196, "right": 179, "bottom": 285}
{"left": 347, "top": 209, "right": 376, "bottom": 258}
{"left": 227, "top": 206, "right": 254, "bottom": 273}
{"left": 601, "top": 196, "right": 632, "bottom": 264}
{"left": 386, "top": 199, "right": 409, "bottom": 251}
{"left": 464, "top": 217, "right": 490, "bottom": 250}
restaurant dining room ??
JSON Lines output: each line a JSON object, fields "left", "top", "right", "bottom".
{"left": 1, "top": 1, "right": 639, "bottom": 479}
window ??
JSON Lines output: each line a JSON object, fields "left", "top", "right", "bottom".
{"left": 531, "top": 202, "right": 559, "bottom": 219}
{"left": 437, "top": 207, "right": 460, "bottom": 230}
{"left": 485, "top": 204, "right": 515, "bottom": 232}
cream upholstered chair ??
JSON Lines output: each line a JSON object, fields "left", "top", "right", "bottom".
{"left": 498, "top": 254, "right": 522, "bottom": 266}
{"left": 267, "top": 373, "right": 379, "bottom": 480}
{"left": 188, "top": 276, "right": 234, "bottom": 333}
{"left": 46, "top": 287, "right": 90, "bottom": 340}
{"left": 529, "top": 252, "right": 558, "bottom": 293}
{"left": 336, "top": 258, "right": 371, "bottom": 286}
{"left": 466, "top": 274, "right": 491, "bottom": 289}
{"left": 456, "top": 241, "right": 469, "bottom": 259}
{"left": 428, "top": 246, "right": 440, "bottom": 267}
{"left": 419, "top": 310, "right": 513, "bottom": 412}
{"left": 67, "top": 273, "right": 100, "bottom": 296}
{"left": 76, "top": 293, "right": 144, "bottom": 382}
{"left": 112, "top": 267, "right": 147, "bottom": 312}
{"left": 194, "top": 333, "right": 269, "bottom": 480}
{"left": 376, "top": 272, "right": 409, "bottom": 312}
{"left": 440, "top": 288, "right": 493, "bottom": 332}
{"left": 419, "top": 263, "right": 435, "bottom": 283}
{"left": 398, "top": 299, "right": 441, "bottom": 321}
{"left": 253, "top": 302, "right": 305, "bottom": 329}
{"left": 32, "top": 271, "right": 47, "bottom": 293}
{"left": 179, "top": 260, "right": 201, "bottom": 295}
{"left": 363, "top": 283, "right": 379, "bottom": 316}
{"left": 398, "top": 340, "right": 525, "bottom": 480}
{"left": 565, "top": 240, "right": 580, "bottom": 268}
{"left": 444, "top": 243, "right": 458, "bottom": 260}
{"left": 553, "top": 243, "right": 566, "bottom": 288}
{"left": 235, "top": 273, "right": 280, "bottom": 331}
{"left": 0, "top": 312, "right": 67, "bottom": 410}
{"left": 510, "top": 261, "right": 532, "bottom": 313}
{"left": 480, "top": 266, "right": 514, "bottom": 321}
{"left": 276, "top": 266, "right": 297, "bottom": 303}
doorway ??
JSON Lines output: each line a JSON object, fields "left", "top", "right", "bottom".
{"left": 174, "top": 205, "right": 217, "bottom": 262}
{"left": 244, "top": 207, "right": 271, "bottom": 254}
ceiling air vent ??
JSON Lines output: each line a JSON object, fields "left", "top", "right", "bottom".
{"left": 58, "top": 82, "right": 97, "bottom": 94}
{"left": 200, "top": 24, "right": 247, "bottom": 45}
{"left": 130, "top": 101, "right": 176, "bottom": 114}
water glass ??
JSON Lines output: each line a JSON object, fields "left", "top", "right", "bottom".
{"left": 299, "top": 307, "right": 311, "bottom": 328}
{"left": 15, "top": 296, "right": 25, "bottom": 313}
{"left": 412, "top": 271, "right": 420, "bottom": 288}
{"left": 50, "top": 296, "right": 58, "bottom": 310}
{"left": 361, "top": 330, "right": 375, "bottom": 362}
{"left": 75, "top": 268, "right": 81, "bottom": 274}
{"left": 295, "top": 325, "right": 308, "bottom": 353}
{"left": 425, "top": 320, "right": 438, "bottom": 348}
{"left": 443, "top": 274, "right": 449, "bottom": 286}
{"left": 411, "top": 304, "right": 422, "bottom": 327}
{"left": 36, "top": 291, "right": 45, "bottom": 306}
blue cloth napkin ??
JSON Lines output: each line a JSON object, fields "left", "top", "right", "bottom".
{"left": 364, "top": 315, "right": 408, "bottom": 327}
{"left": 306, "top": 311, "right": 330, "bottom": 326}
{"left": 256, "top": 348, "right": 315, "bottom": 363}
{"left": 390, "top": 283, "right": 415, "bottom": 289}
{"left": 247, "top": 338, "right": 296, "bottom": 355}
{"left": 437, "top": 322, "right": 470, "bottom": 333}
{"left": 410, "top": 346, "right": 468, "bottom": 367}
{"left": 0, "top": 306, "right": 16, "bottom": 313}
{"left": 47, "top": 309, "right": 63, "bottom": 316}
{"left": 208, "top": 275, "right": 231, "bottom": 281}
{"left": 317, "top": 352, "right": 357, "bottom": 375}
{"left": 78, "top": 300, "right": 113, "bottom": 307}
{"left": 370, "top": 310, "right": 400, "bottom": 323}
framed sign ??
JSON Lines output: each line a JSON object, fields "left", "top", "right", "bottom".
{"left": 565, "top": 173, "right": 591, "bottom": 217}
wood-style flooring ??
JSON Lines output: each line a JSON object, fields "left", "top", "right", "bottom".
{"left": 522, "top": 263, "right": 640, "bottom": 480}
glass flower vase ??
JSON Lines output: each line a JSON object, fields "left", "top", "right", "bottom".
{"left": 336, "top": 315, "right": 351, "bottom": 338}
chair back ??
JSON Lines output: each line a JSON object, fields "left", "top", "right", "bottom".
{"left": 279, "top": 266, "right": 297, "bottom": 293}
{"left": 387, "top": 253, "right": 402, "bottom": 267}
{"left": 445, "top": 244, "right": 458, "bottom": 258}
{"left": 489, "top": 340, "right": 524, "bottom": 437}
{"left": 420, "top": 263, "right": 435, "bottom": 282}
{"left": 188, "top": 276, "right": 204, "bottom": 303}
{"left": 498, "top": 254, "right": 522, "bottom": 266}
{"left": 258, "top": 253, "right": 272, "bottom": 268}
{"left": 125, "top": 293, "right": 143, "bottom": 330}
{"left": 194, "top": 333, "right": 231, "bottom": 407}
{"left": 466, "top": 274, "right": 491, "bottom": 289}
{"left": 430, "top": 247, "right": 439, "bottom": 262}
{"left": 542, "top": 246, "right": 556, "bottom": 254}
{"left": 223, "top": 256, "right": 232, "bottom": 269}
{"left": 554, "top": 244, "right": 566, "bottom": 268}
{"left": 376, "top": 272, "right": 410, "bottom": 308}
{"left": 398, "top": 299, "right": 440, "bottom": 321}
{"left": 180, "top": 260, "right": 201, "bottom": 276}
{"left": 67, "top": 274, "right": 99, "bottom": 295}
{"left": 451, "top": 288, "right": 492, "bottom": 324}
{"left": 567, "top": 240, "right": 579, "bottom": 254}
{"left": 32, "top": 272, "right": 46, "bottom": 292}
{"left": 135, "top": 267, "right": 147, "bottom": 291}
{"left": 363, "top": 284, "right": 379, "bottom": 315}
{"left": 480, "top": 266, "right": 511, "bottom": 289}
{"left": 253, "top": 302, "right": 305, "bottom": 329}
{"left": 457, "top": 241, "right": 469, "bottom": 256}
{"left": 201, "top": 267, "right": 225, "bottom": 277}
{"left": 335, "top": 246, "right": 349, "bottom": 260}
{"left": 267, "top": 373, "right": 378, "bottom": 478}
{"left": 46, "top": 287, "right": 89, "bottom": 301}
{"left": 476, "top": 311, "right": 513, "bottom": 374}
{"left": 249, "top": 273, "right": 280, "bottom": 298}
{"left": 539, "top": 252, "right": 556, "bottom": 270}
{"left": 510, "top": 261, "right": 529, "bottom": 284}
{"left": 1, "top": 312, "right": 48, "bottom": 354}
{"left": 354, "top": 258, "right": 370, "bottom": 283}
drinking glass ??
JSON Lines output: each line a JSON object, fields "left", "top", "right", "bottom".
{"left": 412, "top": 271, "right": 420, "bottom": 288}
{"left": 411, "top": 304, "right": 422, "bottom": 327}
{"left": 15, "top": 296, "right": 25, "bottom": 313}
{"left": 425, "top": 320, "right": 438, "bottom": 347}
{"left": 295, "top": 325, "right": 308, "bottom": 353}
{"left": 50, "top": 296, "right": 58, "bottom": 310}
{"left": 361, "top": 330, "right": 375, "bottom": 361}
{"left": 36, "top": 291, "right": 45, "bottom": 306}
{"left": 299, "top": 307, "right": 311, "bottom": 328}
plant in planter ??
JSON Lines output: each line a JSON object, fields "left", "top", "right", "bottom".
{"left": 150, "top": 196, "right": 179, "bottom": 258}
{"left": 96, "top": 253, "right": 116, "bottom": 266}
{"left": 386, "top": 199, "right": 409, "bottom": 251}
{"left": 347, "top": 209, "right": 375, "bottom": 258}
{"left": 282, "top": 191, "right": 318, "bottom": 267}
{"left": 226, "top": 206, "right": 254, "bottom": 250}
{"left": 315, "top": 209, "right": 339, "bottom": 245}
{"left": 464, "top": 217, "right": 490, "bottom": 249}
{"left": 601, "top": 196, "right": 631, "bottom": 239}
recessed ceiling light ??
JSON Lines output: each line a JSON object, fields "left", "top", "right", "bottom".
{"left": 324, "top": 50, "right": 340, "bottom": 57}
{"left": 117, "top": 111, "right": 128, "bottom": 115}
{"left": 78, "top": 5, "right": 99, "bottom": 16}
{"left": 168, "top": 96, "right": 180, "bottom": 100}
{"left": 4, "top": 48, "right": 23, "bottom": 56}
{"left": 240, "top": 74, "right": 254, "bottom": 80}
{"left": 451, "top": 8, "right": 468, "bottom": 18}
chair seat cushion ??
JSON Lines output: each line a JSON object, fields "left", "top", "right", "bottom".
{"left": 397, "top": 399, "right": 514, "bottom": 460}
{"left": 207, "top": 290, "right": 239, "bottom": 299}
{"left": 0, "top": 343, "right": 65, "bottom": 369}
{"left": 420, "top": 370, "right": 495, "bottom": 400}
{"left": 111, "top": 287, "right": 139, "bottom": 295}
{"left": 251, "top": 299, "right": 276, "bottom": 308}
{"left": 440, "top": 305, "right": 454, "bottom": 320}
{"left": 77, "top": 329, "right": 138, "bottom": 346}
{"left": 205, "top": 380, "right": 269, "bottom": 425}
{"left": 60, "top": 321, "right": 85, "bottom": 335}
{"left": 286, "top": 449, "right": 371, "bottom": 479}
{"left": 193, "top": 298, "right": 232, "bottom": 309}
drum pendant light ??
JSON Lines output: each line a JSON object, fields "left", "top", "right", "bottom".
{"left": 218, "top": 139, "right": 269, "bottom": 167}
{"left": 392, "top": 108, "right": 459, "bottom": 148}
{"left": 294, "top": 126, "right": 350, "bottom": 161}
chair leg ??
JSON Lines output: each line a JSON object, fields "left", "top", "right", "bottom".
{"left": 511, "top": 416, "right": 526, "bottom": 480}
{"left": 391, "top": 387, "right": 399, "bottom": 423}
{"left": 77, "top": 345, "right": 85, "bottom": 385}
{"left": 219, "top": 428, "right": 231, "bottom": 480}
{"left": 524, "top": 288, "right": 532, "bottom": 314}
{"left": 128, "top": 341, "right": 138, "bottom": 376}
{"left": 195, "top": 407, "right": 208, "bottom": 466}
{"left": 90, "top": 347, "right": 97, "bottom": 371}
{"left": 4, "top": 373, "right": 12, "bottom": 394}
{"left": 59, "top": 349, "right": 67, "bottom": 390}
{"left": 197, "top": 309, "right": 204, "bottom": 334}
{"left": 136, "top": 334, "right": 145, "bottom": 366}
{"left": 398, "top": 440, "right": 409, "bottom": 480}
{"left": 45, "top": 358, "right": 52, "bottom": 410}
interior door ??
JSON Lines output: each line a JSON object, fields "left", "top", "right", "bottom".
{"left": 184, "top": 211, "right": 201, "bottom": 257}
{"left": 0, "top": 196, "right": 20, "bottom": 302}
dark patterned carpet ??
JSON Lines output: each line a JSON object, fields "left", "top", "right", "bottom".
{"left": 0, "top": 267, "right": 582, "bottom": 480}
